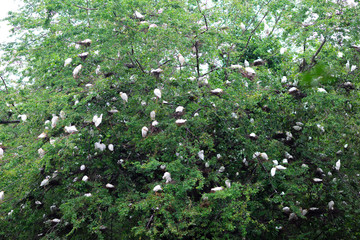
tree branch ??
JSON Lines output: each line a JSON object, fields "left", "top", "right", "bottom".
{"left": 310, "top": 37, "right": 327, "bottom": 65}
{"left": 1, "top": 76, "right": 8, "bottom": 93}
{"left": 195, "top": 41, "right": 200, "bottom": 77}
{"left": 241, "top": 11, "right": 270, "bottom": 58}
{"left": 0, "top": 120, "right": 20, "bottom": 124}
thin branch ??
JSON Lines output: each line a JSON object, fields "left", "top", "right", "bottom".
{"left": 159, "top": 59, "right": 172, "bottom": 67}
{"left": 200, "top": 66, "right": 220, "bottom": 78}
{"left": 195, "top": 41, "right": 200, "bottom": 77}
{"left": 127, "top": 50, "right": 146, "bottom": 74}
{"left": 241, "top": 11, "right": 270, "bottom": 58}
{"left": 246, "top": 0, "right": 273, "bottom": 30}
{"left": 310, "top": 37, "right": 327, "bottom": 65}
{"left": 86, "top": 0, "right": 90, "bottom": 28}
{"left": 268, "top": 10, "right": 284, "bottom": 37}
{"left": 146, "top": 214, "right": 154, "bottom": 229}
{"left": 196, "top": 0, "right": 209, "bottom": 30}
{"left": 135, "top": 59, "right": 146, "bottom": 73}
{"left": 72, "top": 4, "right": 98, "bottom": 10}
{"left": 0, "top": 120, "right": 20, "bottom": 124}
{"left": 1, "top": 76, "right": 8, "bottom": 93}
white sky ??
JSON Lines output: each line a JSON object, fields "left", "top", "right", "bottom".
{"left": 0, "top": 0, "right": 22, "bottom": 44}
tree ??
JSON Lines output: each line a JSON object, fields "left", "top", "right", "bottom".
{"left": 0, "top": 0, "right": 360, "bottom": 239}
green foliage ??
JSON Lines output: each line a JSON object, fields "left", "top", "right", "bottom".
{"left": 0, "top": 0, "right": 360, "bottom": 239}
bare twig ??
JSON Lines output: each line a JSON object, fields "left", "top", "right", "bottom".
{"left": 241, "top": 11, "right": 270, "bottom": 58}
{"left": 200, "top": 66, "right": 220, "bottom": 78}
{"left": 195, "top": 41, "right": 200, "bottom": 77}
{"left": 146, "top": 214, "right": 154, "bottom": 229}
{"left": 0, "top": 76, "right": 8, "bottom": 93}
{"left": 310, "top": 37, "right": 327, "bottom": 65}
{"left": 0, "top": 120, "right": 20, "bottom": 124}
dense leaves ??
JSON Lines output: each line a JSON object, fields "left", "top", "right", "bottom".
{"left": 0, "top": 0, "right": 360, "bottom": 239}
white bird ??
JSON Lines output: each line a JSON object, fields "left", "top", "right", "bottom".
{"left": 240, "top": 22, "right": 246, "bottom": 31}
{"left": 249, "top": 132, "right": 257, "bottom": 139}
{"left": 260, "top": 152, "right": 268, "bottom": 161}
{"left": 154, "top": 88, "right": 162, "bottom": 99}
{"left": 271, "top": 167, "right": 277, "bottom": 177}
{"left": 152, "top": 121, "right": 159, "bottom": 126}
{"left": 244, "top": 60, "right": 250, "bottom": 67}
{"left": 64, "top": 58, "right": 72, "bottom": 67}
{"left": 198, "top": 150, "right": 204, "bottom": 160}
{"left": 335, "top": 160, "right": 341, "bottom": 171}
{"left": 211, "top": 187, "right": 224, "bottom": 192}
{"left": 142, "top": 126, "right": 148, "bottom": 138}
{"left": 106, "top": 183, "right": 115, "bottom": 189}
{"left": 60, "top": 110, "right": 66, "bottom": 120}
{"left": 108, "top": 144, "right": 114, "bottom": 151}
{"left": 82, "top": 175, "right": 89, "bottom": 182}
{"left": 18, "top": 114, "right": 27, "bottom": 122}
{"left": 178, "top": 54, "right": 185, "bottom": 65}
{"left": 317, "top": 88, "right": 327, "bottom": 93}
{"left": 79, "top": 39, "right": 92, "bottom": 46}
{"left": 84, "top": 193, "right": 92, "bottom": 197}
{"left": 351, "top": 65, "right": 357, "bottom": 72}
{"left": 153, "top": 185, "right": 162, "bottom": 192}
{"left": 225, "top": 180, "right": 231, "bottom": 188}
{"left": 210, "top": 88, "right": 224, "bottom": 95}
{"left": 288, "top": 87, "right": 298, "bottom": 94}
{"left": 175, "top": 106, "right": 184, "bottom": 113}
{"left": 40, "top": 176, "right": 50, "bottom": 187}
{"left": 162, "top": 172, "right": 172, "bottom": 183}
{"left": 38, "top": 132, "right": 47, "bottom": 139}
{"left": 120, "top": 92, "right": 128, "bottom": 103}
{"left": 328, "top": 200, "right": 334, "bottom": 210}
{"left": 92, "top": 114, "right": 103, "bottom": 127}
{"left": 293, "top": 126, "right": 302, "bottom": 131}
{"left": 313, "top": 178, "right": 323, "bottom": 182}
{"left": 219, "top": 166, "right": 225, "bottom": 173}
{"left": 150, "top": 111, "right": 156, "bottom": 120}
{"left": 80, "top": 165, "right": 86, "bottom": 171}
{"left": 288, "top": 213, "right": 298, "bottom": 221}
{"left": 280, "top": 47, "right": 287, "bottom": 54}
{"left": 245, "top": 67, "right": 256, "bottom": 75}
{"left": 94, "top": 141, "right": 106, "bottom": 151}
{"left": 317, "top": 124, "right": 325, "bottom": 132}
{"left": 282, "top": 207, "right": 291, "bottom": 214}
{"left": 0, "top": 191, "right": 4, "bottom": 201}
{"left": 73, "top": 64, "right": 82, "bottom": 79}
{"left": 0, "top": 148, "right": 3, "bottom": 159}
{"left": 78, "top": 52, "right": 89, "bottom": 60}
{"left": 95, "top": 65, "right": 101, "bottom": 75}
{"left": 175, "top": 119, "right": 187, "bottom": 126}
{"left": 134, "top": 11, "right": 145, "bottom": 19}
{"left": 51, "top": 115, "right": 59, "bottom": 128}
{"left": 346, "top": 60, "right": 350, "bottom": 71}
{"left": 51, "top": 218, "right": 61, "bottom": 223}
{"left": 38, "top": 148, "right": 45, "bottom": 158}
{"left": 64, "top": 125, "right": 78, "bottom": 134}
{"left": 276, "top": 165, "right": 287, "bottom": 170}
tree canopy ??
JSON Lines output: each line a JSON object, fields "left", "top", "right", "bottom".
{"left": 0, "top": 0, "right": 360, "bottom": 239}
